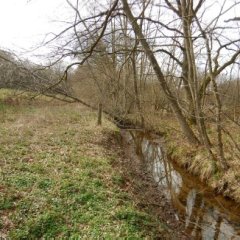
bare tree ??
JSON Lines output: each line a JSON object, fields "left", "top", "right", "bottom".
{"left": 39, "top": 0, "right": 240, "bottom": 169}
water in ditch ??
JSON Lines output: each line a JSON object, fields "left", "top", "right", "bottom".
{"left": 122, "top": 130, "right": 240, "bottom": 240}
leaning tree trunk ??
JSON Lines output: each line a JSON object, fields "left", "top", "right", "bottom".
{"left": 121, "top": 0, "right": 200, "bottom": 145}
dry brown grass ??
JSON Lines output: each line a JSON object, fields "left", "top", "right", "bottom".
{"left": 125, "top": 106, "right": 240, "bottom": 203}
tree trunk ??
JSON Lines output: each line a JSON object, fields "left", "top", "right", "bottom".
{"left": 121, "top": 0, "right": 199, "bottom": 145}
{"left": 97, "top": 102, "right": 103, "bottom": 125}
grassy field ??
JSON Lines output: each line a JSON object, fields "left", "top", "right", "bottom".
{"left": 0, "top": 91, "right": 166, "bottom": 239}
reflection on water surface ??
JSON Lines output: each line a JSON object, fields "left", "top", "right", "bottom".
{"left": 123, "top": 130, "right": 240, "bottom": 240}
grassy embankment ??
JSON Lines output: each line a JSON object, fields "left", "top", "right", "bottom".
{"left": 0, "top": 90, "right": 167, "bottom": 239}
{"left": 128, "top": 111, "right": 240, "bottom": 202}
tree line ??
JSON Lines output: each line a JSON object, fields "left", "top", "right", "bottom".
{"left": 1, "top": 0, "right": 240, "bottom": 171}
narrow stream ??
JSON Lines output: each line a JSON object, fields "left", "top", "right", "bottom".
{"left": 122, "top": 130, "right": 240, "bottom": 240}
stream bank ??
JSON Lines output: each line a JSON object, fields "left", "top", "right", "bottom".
{"left": 112, "top": 130, "right": 190, "bottom": 239}
{"left": 121, "top": 111, "right": 240, "bottom": 205}
{"left": 119, "top": 129, "right": 240, "bottom": 240}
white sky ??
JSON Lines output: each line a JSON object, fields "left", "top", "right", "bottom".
{"left": 0, "top": 0, "right": 72, "bottom": 60}
{"left": 0, "top": 0, "right": 239, "bottom": 64}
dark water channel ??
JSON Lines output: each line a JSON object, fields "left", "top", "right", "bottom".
{"left": 122, "top": 130, "right": 240, "bottom": 240}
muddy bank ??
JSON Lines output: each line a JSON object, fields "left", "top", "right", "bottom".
{"left": 120, "top": 129, "right": 240, "bottom": 240}
{"left": 108, "top": 130, "right": 190, "bottom": 239}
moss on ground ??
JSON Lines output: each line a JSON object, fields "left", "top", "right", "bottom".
{"left": 0, "top": 92, "right": 166, "bottom": 239}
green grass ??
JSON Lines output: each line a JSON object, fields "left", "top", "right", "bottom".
{"left": 0, "top": 92, "right": 164, "bottom": 239}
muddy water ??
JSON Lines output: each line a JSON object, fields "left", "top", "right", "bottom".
{"left": 122, "top": 130, "right": 240, "bottom": 240}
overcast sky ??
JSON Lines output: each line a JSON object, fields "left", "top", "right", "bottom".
{"left": 0, "top": 0, "right": 239, "bottom": 64}
{"left": 0, "top": 0, "right": 72, "bottom": 60}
